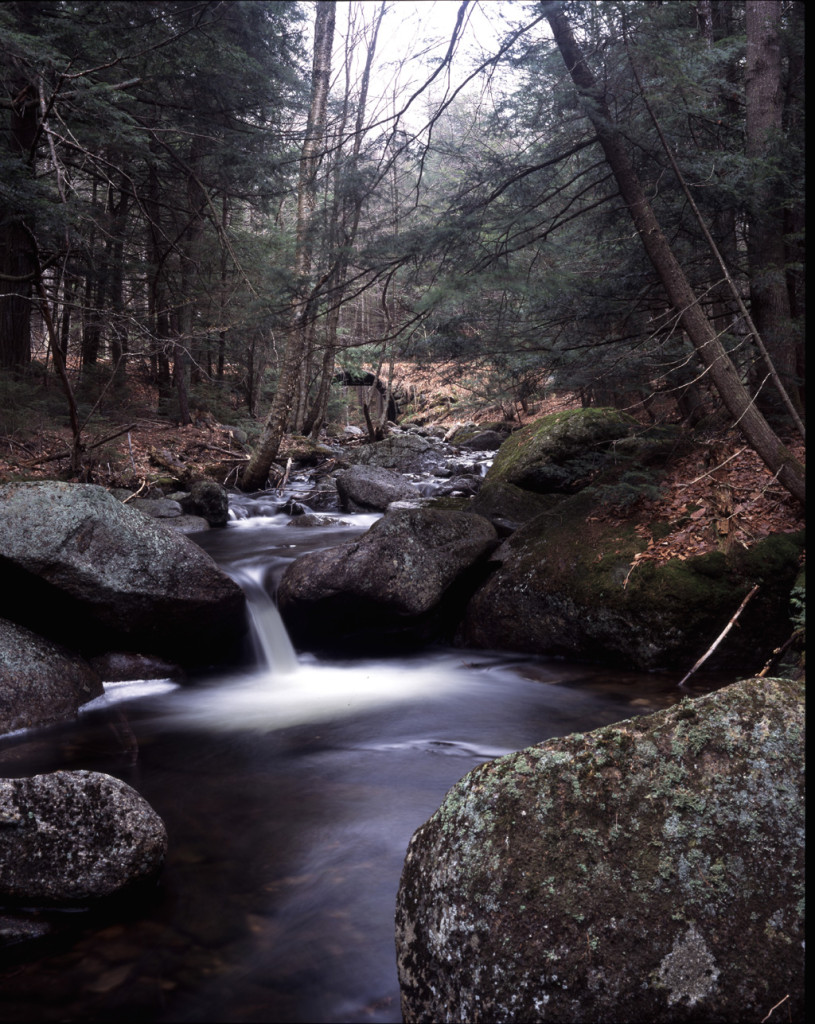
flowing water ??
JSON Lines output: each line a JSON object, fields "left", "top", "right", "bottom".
{"left": 0, "top": 501, "right": 729, "bottom": 1022}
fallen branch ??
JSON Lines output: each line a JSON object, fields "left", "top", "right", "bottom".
{"left": 678, "top": 584, "right": 760, "bottom": 687}
{"left": 756, "top": 629, "right": 803, "bottom": 678}
{"left": 121, "top": 479, "right": 148, "bottom": 503}
{"left": 276, "top": 457, "right": 293, "bottom": 491}
{"left": 202, "top": 444, "right": 250, "bottom": 459}
{"left": 17, "top": 442, "right": 74, "bottom": 469}
{"left": 761, "top": 993, "right": 789, "bottom": 1023}
{"left": 87, "top": 423, "right": 138, "bottom": 451}
{"left": 17, "top": 423, "right": 137, "bottom": 468}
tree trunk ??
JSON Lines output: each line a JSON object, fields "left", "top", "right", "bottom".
{"left": 0, "top": 80, "right": 37, "bottom": 370}
{"left": 240, "top": 1, "right": 336, "bottom": 491}
{"left": 146, "top": 159, "right": 172, "bottom": 409}
{"left": 543, "top": 2, "right": 804, "bottom": 505}
{"left": 303, "top": 1, "right": 386, "bottom": 439}
{"left": 744, "top": 0, "right": 801, "bottom": 413}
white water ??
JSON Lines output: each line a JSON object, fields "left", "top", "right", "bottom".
{"left": 229, "top": 564, "right": 299, "bottom": 675}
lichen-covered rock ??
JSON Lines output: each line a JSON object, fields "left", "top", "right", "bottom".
{"left": 0, "top": 618, "right": 103, "bottom": 734}
{"left": 396, "top": 676, "right": 804, "bottom": 1023}
{"left": 279, "top": 508, "right": 497, "bottom": 650}
{"left": 0, "top": 770, "right": 167, "bottom": 903}
{"left": 336, "top": 464, "right": 419, "bottom": 511}
{"left": 460, "top": 485, "right": 804, "bottom": 672}
{"left": 486, "top": 407, "right": 637, "bottom": 494}
{"left": 0, "top": 481, "right": 245, "bottom": 664}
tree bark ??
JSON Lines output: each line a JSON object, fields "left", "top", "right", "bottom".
{"left": 240, "top": 0, "right": 336, "bottom": 490}
{"left": 0, "top": 78, "right": 37, "bottom": 370}
{"left": 744, "top": 0, "right": 801, "bottom": 412}
{"left": 543, "top": 2, "right": 804, "bottom": 505}
{"left": 303, "top": 0, "right": 386, "bottom": 438}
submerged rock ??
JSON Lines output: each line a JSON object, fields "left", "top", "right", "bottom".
{"left": 396, "top": 676, "right": 804, "bottom": 1023}
{"left": 0, "top": 481, "right": 245, "bottom": 665}
{"left": 0, "top": 618, "right": 103, "bottom": 734}
{"left": 279, "top": 507, "right": 497, "bottom": 650}
{"left": 0, "top": 770, "right": 167, "bottom": 904}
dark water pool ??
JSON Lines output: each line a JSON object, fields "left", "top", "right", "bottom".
{"left": 0, "top": 513, "right": 728, "bottom": 1022}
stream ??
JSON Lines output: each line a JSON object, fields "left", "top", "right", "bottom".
{"left": 0, "top": 495, "right": 728, "bottom": 1022}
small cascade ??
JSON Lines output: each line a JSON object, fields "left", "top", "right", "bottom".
{"left": 231, "top": 565, "right": 299, "bottom": 675}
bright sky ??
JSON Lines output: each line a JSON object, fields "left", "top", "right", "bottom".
{"left": 333, "top": 0, "right": 516, "bottom": 134}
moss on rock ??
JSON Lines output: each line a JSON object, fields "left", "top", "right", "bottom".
{"left": 396, "top": 676, "right": 805, "bottom": 1023}
{"left": 486, "top": 407, "right": 638, "bottom": 495}
{"left": 461, "top": 479, "right": 804, "bottom": 671}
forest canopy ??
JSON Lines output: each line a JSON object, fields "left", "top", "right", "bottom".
{"left": 0, "top": 0, "right": 805, "bottom": 499}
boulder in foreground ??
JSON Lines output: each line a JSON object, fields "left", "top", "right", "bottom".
{"left": 396, "top": 676, "right": 804, "bottom": 1023}
{"left": 0, "top": 770, "right": 167, "bottom": 904}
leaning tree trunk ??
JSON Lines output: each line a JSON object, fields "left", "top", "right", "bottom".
{"left": 240, "top": 1, "right": 336, "bottom": 491}
{"left": 543, "top": 2, "right": 804, "bottom": 505}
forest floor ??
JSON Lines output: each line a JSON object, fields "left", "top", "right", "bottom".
{"left": 0, "top": 360, "right": 804, "bottom": 571}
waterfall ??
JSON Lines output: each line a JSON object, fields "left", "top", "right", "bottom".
{"left": 230, "top": 566, "right": 299, "bottom": 675}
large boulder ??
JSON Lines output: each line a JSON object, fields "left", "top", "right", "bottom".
{"left": 336, "top": 464, "right": 420, "bottom": 511}
{"left": 346, "top": 433, "right": 437, "bottom": 474}
{"left": 0, "top": 481, "right": 245, "bottom": 664}
{"left": 0, "top": 770, "right": 167, "bottom": 904}
{"left": 457, "top": 428, "right": 507, "bottom": 451}
{"left": 396, "top": 676, "right": 804, "bottom": 1023}
{"left": 460, "top": 486, "right": 804, "bottom": 672}
{"left": 485, "top": 407, "right": 637, "bottom": 495}
{"left": 278, "top": 508, "right": 497, "bottom": 650}
{"left": 0, "top": 618, "right": 103, "bottom": 734}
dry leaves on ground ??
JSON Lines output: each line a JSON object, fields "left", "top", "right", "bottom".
{"left": 590, "top": 433, "right": 805, "bottom": 568}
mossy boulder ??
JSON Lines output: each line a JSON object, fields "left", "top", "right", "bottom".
{"left": 460, "top": 483, "right": 804, "bottom": 671}
{"left": 471, "top": 480, "right": 562, "bottom": 527}
{"left": 486, "top": 407, "right": 638, "bottom": 495}
{"left": 176, "top": 479, "right": 230, "bottom": 527}
{"left": 396, "top": 676, "right": 805, "bottom": 1023}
